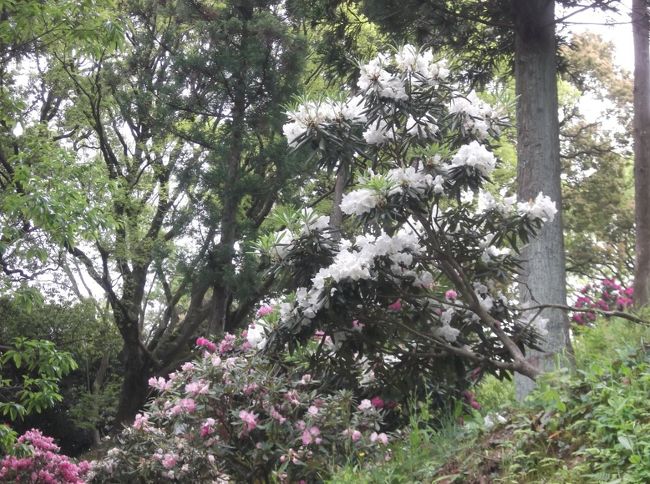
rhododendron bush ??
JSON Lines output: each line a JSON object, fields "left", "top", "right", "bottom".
{"left": 90, "top": 335, "right": 386, "bottom": 483}
{"left": 572, "top": 279, "right": 634, "bottom": 325}
{"left": 0, "top": 429, "right": 91, "bottom": 483}
{"left": 260, "top": 45, "right": 557, "bottom": 403}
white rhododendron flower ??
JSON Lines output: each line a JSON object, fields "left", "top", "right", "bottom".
{"left": 449, "top": 91, "right": 498, "bottom": 139}
{"left": 434, "top": 323, "right": 460, "bottom": 343}
{"left": 340, "top": 188, "right": 381, "bottom": 216}
{"left": 405, "top": 115, "right": 438, "bottom": 138}
{"left": 283, "top": 96, "right": 367, "bottom": 147}
{"left": 451, "top": 141, "right": 497, "bottom": 177}
{"left": 386, "top": 166, "right": 434, "bottom": 193}
{"left": 363, "top": 119, "right": 393, "bottom": 144}
{"left": 517, "top": 192, "right": 557, "bottom": 222}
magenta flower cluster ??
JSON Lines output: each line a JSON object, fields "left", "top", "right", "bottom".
{"left": 0, "top": 429, "right": 91, "bottom": 483}
{"left": 572, "top": 279, "right": 634, "bottom": 325}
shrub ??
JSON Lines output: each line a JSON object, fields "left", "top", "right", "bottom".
{"left": 260, "top": 45, "right": 554, "bottom": 407}
{"left": 91, "top": 335, "right": 388, "bottom": 483}
{"left": 572, "top": 278, "right": 634, "bottom": 325}
{"left": 0, "top": 429, "right": 91, "bottom": 483}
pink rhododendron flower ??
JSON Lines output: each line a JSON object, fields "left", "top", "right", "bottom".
{"left": 200, "top": 418, "right": 216, "bottom": 438}
{"left": 181, "top": 362, "right": 195, "bottom": 372}
{"left": 161, "top": 453, "right": 177, "bottom": 469}
{"left": 387, "top": 299, "right": 402, "bottom": 311}
{"left": 133, "top": 413, "right": 150, "bottom": 430}
{"left": 219, "top": 333, "right": 236, "bottom": 354}
{"left": 256, "top": 304, "right": 274, "bottom": 317}
{"left": 196, "top": 337, "right": 217, "bottom": 352}
{"left": 300, "top": 374, "right": 312, "bottom": 385}
{"left": 302, "top": 426, "right": 321, "bottom": 445}
{"left": 270, "top": 407, "right": 287, "bottom": 423}
{"left": 370, "top": 432, "right": 389, "bottom": 445}
{"left": 445, "top": 289, "right": 458, "bottom": 301}
{"left": 358, "top": 399, "right": 372, "bottom": 411}
{"left": 185, "top": 380, "right": 210, "bottom": 396}
{"left": 170, "top": 398, "right": 197, "bottom": 415}
{"left": 285, "top": 390, "right": 300, "bottom": 405}
{"left": 243, "top": 383, "right": 259, "bottom": 395}
{"left": 371, "top": 396, "right": 385, "bottom": 409}
{"left": 148, "top": 376, "right": 172, "bottom": 391}
{"left": 239, "top": 410, "right": 258, "bottom": 432}
{"left": 352, "top": 319, "right": 365, "bottom": 331}
{"left": 307, "top": 405, "right": 319, "bottom": 416}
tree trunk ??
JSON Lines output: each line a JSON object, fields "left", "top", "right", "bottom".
{"left": 512, "top": 0, "right": 573, "bottom": 400}
{"left": 113, "top": 339, "right": 151, "bottom": 428}
{"left": 329, "top": 160, "right": 349, "bottom": 240}
{"left": 633, "top": 0, "right": 650, "bottom": 306}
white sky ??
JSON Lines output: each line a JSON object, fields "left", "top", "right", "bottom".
{"left": 558, "top": 0, "right": 635, "bottom": 72}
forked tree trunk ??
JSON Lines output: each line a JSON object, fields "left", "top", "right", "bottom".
{"left": 512, "top": 0, "right": 573, "bottom": 400}
{"left": 633, "top": 0, "right": 650, "bottom": 307}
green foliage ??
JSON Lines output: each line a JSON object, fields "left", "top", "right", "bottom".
{"left": 327, "top": 319, "right": 650, "bottom": 482}
{"left": 0, "top": 337, "right": 77, "bottom": 419}
{"left": 0, "top": 337, "right": 78, "bottom": 454}
{"left": 0, "top": 295, "right": 122, "bottom": 442}
{"left": 504, "top": 345, "right": 650, "bottom": 482}
{"left": 328, "top": 398, "right": 471, "bottom": 483}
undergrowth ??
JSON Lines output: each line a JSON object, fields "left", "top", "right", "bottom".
{"left": 328, "top": 317, "right": 650, "bottom": 483}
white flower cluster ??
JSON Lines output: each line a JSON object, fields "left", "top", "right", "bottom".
{"left": 283, "top": 96, "right": 367, "bottom": 147}
{"left": 478, "top": 235, "right": 512, "bottom": 263}
{"left": 434, "top": 308, "right": 461, "bottom": 343}
{"left": 357, "top": 45, "right": 449, "bottom": 101}
{"left": 270, "top": 209, "right": 331, "bottom": 260}
{"left": 476, "top": 190, "right": 517, "bottom": 215}
{"left": 481, "top": 245, "right": 512, "bottom": 264}
{"left": 405, "top": 115, "right": 438, "bottom": 138}
{"left": 293, "top": 229, "right": 425, "bottom": 318}
{"left": 451, "top": 141, "right": 497, "bottom": 177}
{"left": 449, "top": 91, "right": 499, "bottom": 140}
{"left": 340, "top": 167, "right": 438, "bottom": 216}
{"left": 340, "top": 188, "right": 382, "bottom": 216}
{"left": 517, "top": 192, "right": 557, "bottom": 223}
{"left": 362, "top": 119, "right": 394, "bottom": 145}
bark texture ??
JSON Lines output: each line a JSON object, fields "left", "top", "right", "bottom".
{"left": 512, "top": 0, "right": 573, "bottom": 400}
{"left": 633, "top": 0, "right": 650, "bottom": 307}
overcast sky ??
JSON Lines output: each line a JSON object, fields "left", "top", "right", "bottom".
{"left": 558, "top": 0, "right": 635, "bottom": 72}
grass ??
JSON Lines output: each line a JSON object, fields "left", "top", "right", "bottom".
{"left": 328, "top": 317, "right": 650, "bottom": 483}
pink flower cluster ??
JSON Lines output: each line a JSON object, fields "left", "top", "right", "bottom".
{"left": 301, "top": 426, "right": 321, "bottom": 445}
{"left": 572, "top": 279, "right": 633, "bottom": 325}
{"left": 196, "top": 337, "right": 217, "bottom": 352}
{"left": 0, "top": 429, "right": 91, "bottom": 483}
{"left": 239, "top": 410, "right": 258, "bottom": 432}
{"left": 445, "top": 289, "right": 458, "bottom": 301}
{"left": 256, "top": 304, "right": 274, "bottom": 317}
{"left": 219, "top": 333, "right": 236, "bottom": 354}
{"left": 169, "top": 398, "right": 197, "bottom": 416}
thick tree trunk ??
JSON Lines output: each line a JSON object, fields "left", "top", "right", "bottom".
{"left": 113, "top": 342, "right": 151, "bottom": 427}
{"left": 633, "top": 0, "right": 650, "bottom": 306}
{"left": 512, "top": 0, "right": 573, "bottom": 400}
{"left": 111, "top": 274, "right": 153, "bottom": 427}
